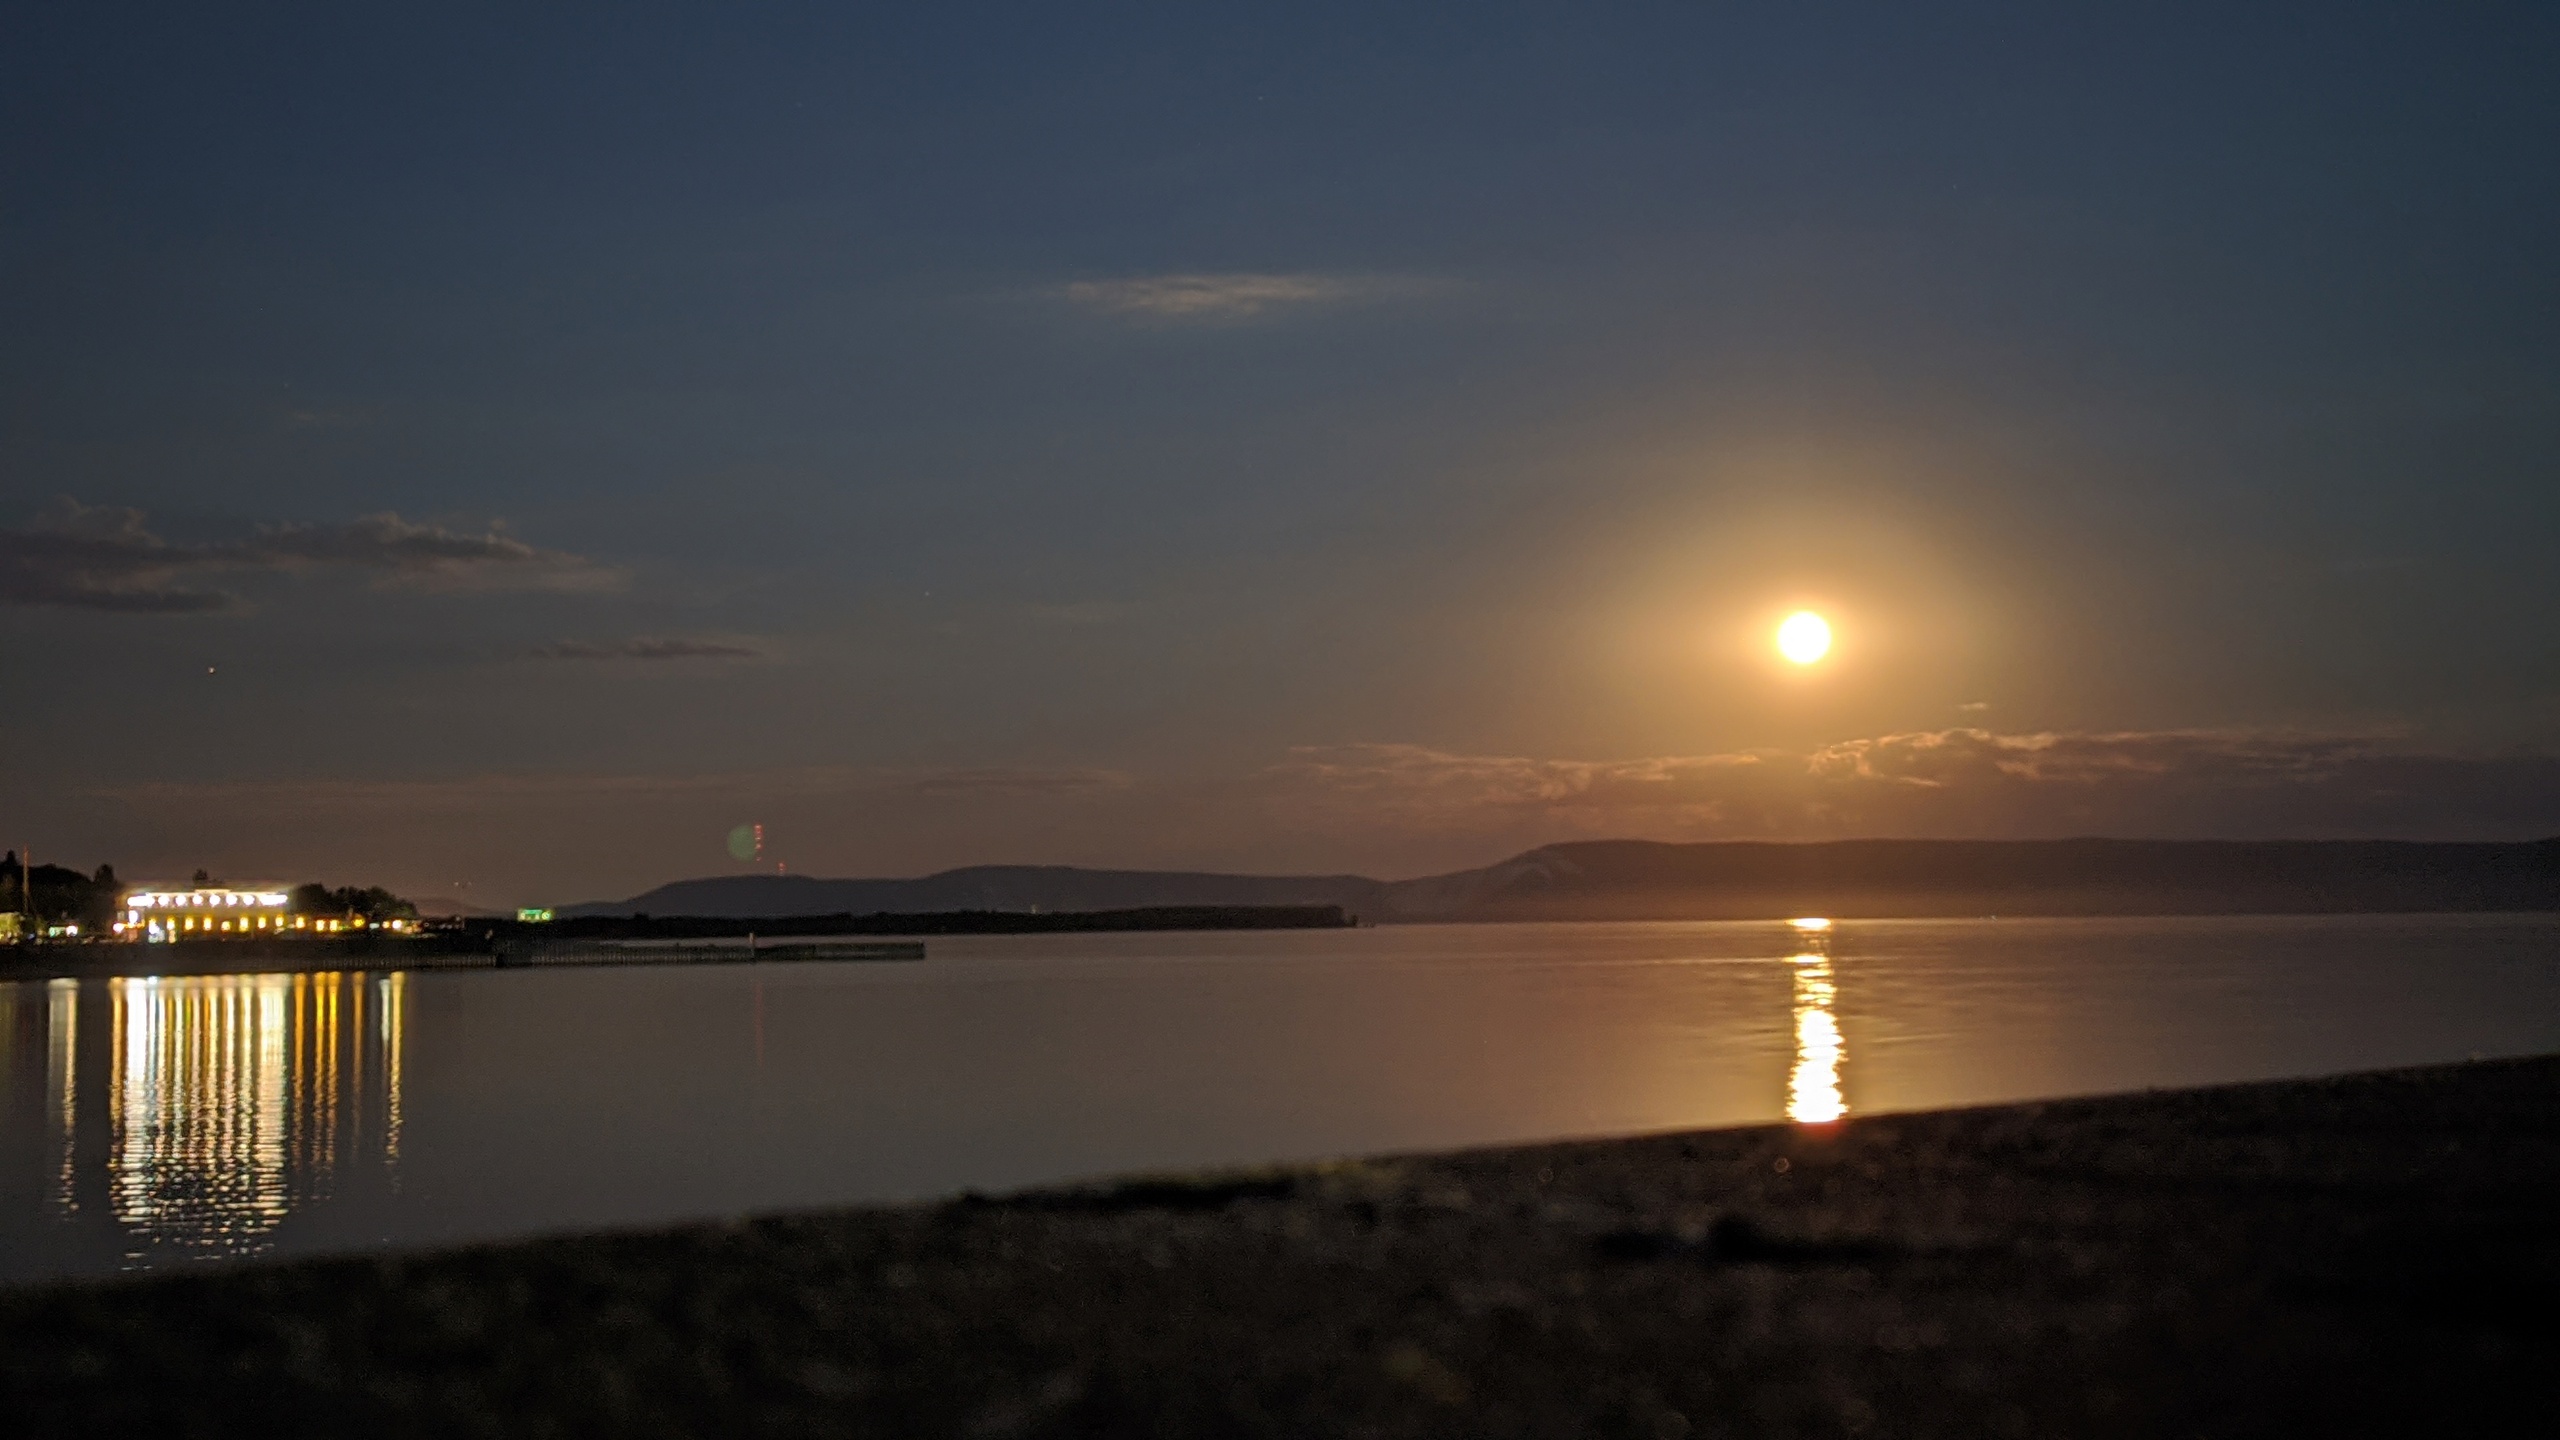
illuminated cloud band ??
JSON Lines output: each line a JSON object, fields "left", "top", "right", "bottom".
{"left": 1275, "top": 730, "right": 2560, "bottom": 841}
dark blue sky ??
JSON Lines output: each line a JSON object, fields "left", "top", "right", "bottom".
{"left": 5, "top": 2, "right": 2557, "bottom": 904}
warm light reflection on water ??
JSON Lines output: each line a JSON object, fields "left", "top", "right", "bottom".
{"left": 49, "top": 980, "right": 79, "bottom": 1216}
{"left": 42, "top": 972, "right": 408, "bottom": 1265}
{"left": 1786, "top": 923, "right": 1846, "bottom": 1123}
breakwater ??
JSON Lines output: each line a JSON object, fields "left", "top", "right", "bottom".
{"left": 491, "top": 936, "right": 924, "bottom": 967}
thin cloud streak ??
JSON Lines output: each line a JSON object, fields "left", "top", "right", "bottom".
{"left": 1020, "top": 600, "right": 1138, "bottom": 627}
{"left": 1057, "top": 272, "right": 1443, "bottom": 322}
{"left": 531, "top": 637, "right": 764, "bottom": 662}
{"left": 95, "top": 763, "right": 1136, "bottom": 813}
{"left": 903, "top": 766, "right": 1136, "bottom": 797}
{"left": 0, "top": 498, "right": 618, "bottom": 613}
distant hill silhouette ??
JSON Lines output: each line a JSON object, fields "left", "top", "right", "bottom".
{"left": 566, "top": 866, "right": 1394, "bottom": 921}
{"left": 1392, "top": 838, "right": 2560, "bottom": 920}
{"left": 566, "top": 838, "right": 2560, "bottom": 922}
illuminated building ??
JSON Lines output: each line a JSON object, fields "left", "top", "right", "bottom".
{"left": 115, "top": 888, "right": 414, "bottom": 942}
{"left": 119, "top": 888, "right": 292, "bottom": 942}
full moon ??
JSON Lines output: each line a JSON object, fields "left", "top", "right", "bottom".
{"left": 1777, "top": 611, "right": 1832, "bottom": 665}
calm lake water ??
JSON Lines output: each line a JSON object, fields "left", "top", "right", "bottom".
{"left": 5, "top": 914, "right": 2559, "bottom": 1285}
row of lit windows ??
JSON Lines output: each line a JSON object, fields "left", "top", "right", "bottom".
{"left": 111, "top": 915, "right": 413, "bottom": 940}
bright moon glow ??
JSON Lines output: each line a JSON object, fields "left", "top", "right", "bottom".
{"left": 1776, "top": 610, "right": 1832, "bottom": 665}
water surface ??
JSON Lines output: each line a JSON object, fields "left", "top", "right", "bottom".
{"left": 5, "top": 914, "right": 2557, "bottom": 1285}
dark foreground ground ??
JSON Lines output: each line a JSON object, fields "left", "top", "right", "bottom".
{"left": 8, "top": 1058, "right": 2558, "bottom": 1438}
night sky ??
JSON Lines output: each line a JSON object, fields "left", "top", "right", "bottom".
{"left": 5, "top": 3, "right": 2556, "bottom": 907}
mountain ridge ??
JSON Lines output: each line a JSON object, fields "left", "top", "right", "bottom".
{"left": 564, "top": 837, "right": 2560, "bottom": 922}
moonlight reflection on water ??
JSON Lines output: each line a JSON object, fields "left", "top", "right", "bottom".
{"left": 1788, "top": 940, "right": 1846, "bottom": 1125}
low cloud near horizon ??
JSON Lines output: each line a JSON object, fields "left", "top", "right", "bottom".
{"left": 1056, "top": 271, "right": 1442, "bottom": 322}
{"left": 58, "top": 728, "right": 2560, "bottom": 907}
{"left": 530, "top": 637, "right": 763, "bottom": 662}
{"left": 0, "top": 498, "right": 616, "bottom": 613}
{"left": 1273, "top": 729, "right": 2560, "bottom": 846}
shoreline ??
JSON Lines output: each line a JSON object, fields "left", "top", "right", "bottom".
{"left": 0, "top": 938, "right": 925, "bottom": 982}
{"left": 7, "top": 1055, "right": 2556, "bottom": 1434}
{"left": 0, "top": 903, "right": 1361, "bottom": 981}
{"left": 12, "top": 906, "right": 2555, "bottom": 984}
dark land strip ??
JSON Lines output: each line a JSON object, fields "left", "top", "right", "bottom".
{"left": 0, "top": 905, "right": 1351, "bottom": 981}
{"left": 503, "top": 903, "right": 1355, "bottom": 940}
{"left": 7, "top": 1057, "right": 2559, "bottom": 1437}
